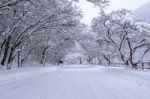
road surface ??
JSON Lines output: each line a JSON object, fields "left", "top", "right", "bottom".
{"left": 0, "top": 66, "right": 150, "bottom": 99}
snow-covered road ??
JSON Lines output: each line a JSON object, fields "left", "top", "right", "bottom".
{"left": 0, "top": 66, "right": 150, "bottom": 99}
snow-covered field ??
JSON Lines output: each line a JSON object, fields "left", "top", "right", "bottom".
{"left": 0, "top": 65, "right": 150, "bottom": 99}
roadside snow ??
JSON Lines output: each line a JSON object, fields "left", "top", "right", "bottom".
{"left": 0, "top": 66, "right": 150, "bottom": 99}
{"left": 0, "top": 67, "right": 58, "bottom": 85}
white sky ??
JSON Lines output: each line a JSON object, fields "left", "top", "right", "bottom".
{"left": 78, "top": 0, "right": 150, "bottom": 25}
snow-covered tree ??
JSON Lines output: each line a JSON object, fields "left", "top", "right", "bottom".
{"left": 92, "top": 9, "right": 150, "bottom": 68}
{"left": 0, "top": 0, "right": 82, "bottom": 68}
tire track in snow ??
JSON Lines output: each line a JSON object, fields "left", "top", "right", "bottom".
{"left": 84, "top": 72, "right": 118, "bottom": 99}
{"left": 0, "top": 66, "right": 150, "bottom": 99}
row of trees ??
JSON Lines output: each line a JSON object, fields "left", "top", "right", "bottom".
{"left": 0, "top": 0, "right": 81, "bottom": 69}
{"left": 89, "top": 9, "right": 150, "bottom": 68}
{"left": 0, "top": 0, "right": 109, "bottom": 69}
{"left": 1, "top": 0, "right": 149, "bottom": 69}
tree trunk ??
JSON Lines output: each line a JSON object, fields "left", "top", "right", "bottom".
{"left": 79, "top": 57, "right": 82, "bottom": 64}
{"left": 103, "top": 55, "right": 111, "bottom": 66}
{"left": 127, "top": 39, "right": 137, "bottom": 69}
{"left": 0, "top": 38, "right": 6, "bottom": 55}
{"left": 17, "top": 51, "right": 20, "bottom": 68}
{"left": 41, "top": 47, "right": 49, "bottom": 66}
{"left": 7, "top": 47, "right": 14, "bottom": 69}
{"left": 97, "top": 53, "right": 102, "bottom": 65}
{"left": 1, "top": 36, "right": 11, "bottom": 66}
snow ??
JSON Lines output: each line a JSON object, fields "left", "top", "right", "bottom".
{"left": 0, "top": 67, "right": 58, "bottom": 85}
{"left": 0, "top": 65, "right": 150, "bottom": 99}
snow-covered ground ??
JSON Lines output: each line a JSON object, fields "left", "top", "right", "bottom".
{"left": 0, "top": 65, "right": 150, "bottom": 99}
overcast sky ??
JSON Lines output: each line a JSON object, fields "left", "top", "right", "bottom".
{"left": 78, "top": 0, "right": 150, "bottom": 25}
